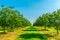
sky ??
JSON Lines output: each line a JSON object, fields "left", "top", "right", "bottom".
{"left": 0, "top": 0, "right": 60, "bottom": 24}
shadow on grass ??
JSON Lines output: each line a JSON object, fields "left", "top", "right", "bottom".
{"left": 0, "top": 32, "right": 7, "bottom": 34}
{"left": 17, "top": 33, "right": 53, "bottom": 40}
{"left": 0, "top": 32, "right": 7, "bottom": 36}
{"left": 23, "top": 26, "right": 40, "bottom": 31}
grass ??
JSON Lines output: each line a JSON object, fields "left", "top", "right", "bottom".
{"left": 0, "top": 26, "right": 60, "bottom": 40}
{"left": 16, "top": 26, "right": 56, "bottom": 40}
{"left": 23, "top": 26, "right": 40, "bottom": 31}
{"left": 0, "top": 27, "right": 29, "bottom": 40}
{"left": 22, "top": 26, "right": 41, "bottom": 34}
{"left": 18, "top": 33, "right": 49, "bottom": 40}
{"left": 0, "top": 27, "right": 6, "bottom": 36}
{"left": 0, "top": 27, "right": 3, "bottom": 31}
{"left": 16, "top": 38, "right": 40, "bottom": 40}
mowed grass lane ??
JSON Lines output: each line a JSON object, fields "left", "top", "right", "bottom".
{"left": 0, "top": 26, "right": 60, "bottom": 40}
{"left": 16, "top": 26, "right": 56, "bottom": 40}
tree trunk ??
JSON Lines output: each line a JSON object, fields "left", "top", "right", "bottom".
{"left": 44, "top": 26, "right": 46, "bottom": 30}
{"left": 56, "top": 26, "right": 59, "bottom": 35}
{"left": 3, "top": 26, "right": 6, "bottom": 33}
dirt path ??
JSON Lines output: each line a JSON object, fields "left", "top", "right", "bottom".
{"left": 0, "top": 26, "right": 29, "bottom": 40}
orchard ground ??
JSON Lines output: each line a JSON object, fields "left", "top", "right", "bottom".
{"left": 0, "top": 26, "right": 60, "bottom": 40}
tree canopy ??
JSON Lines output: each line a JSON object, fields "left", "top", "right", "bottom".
{"left": 33, "top": 9, "right": 60, "bottom": 34}
{"left": 0, "top": 5, "right": 31, "bottom": 32}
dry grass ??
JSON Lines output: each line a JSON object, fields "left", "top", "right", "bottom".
{"left": 0, "top": 26, "right": 60, "bottom": 40}
{"left": 0, "top": 26, "right": 29, "bottom": 40}
{"left": 35, "top": 26, "right": 60, "bottom": 40}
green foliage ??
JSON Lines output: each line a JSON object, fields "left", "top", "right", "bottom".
{"left": 0, "top": 5, "right": 31, "bottom": 33}
{"left": 33, "top": 9, "right": 60, "bottom": 34}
